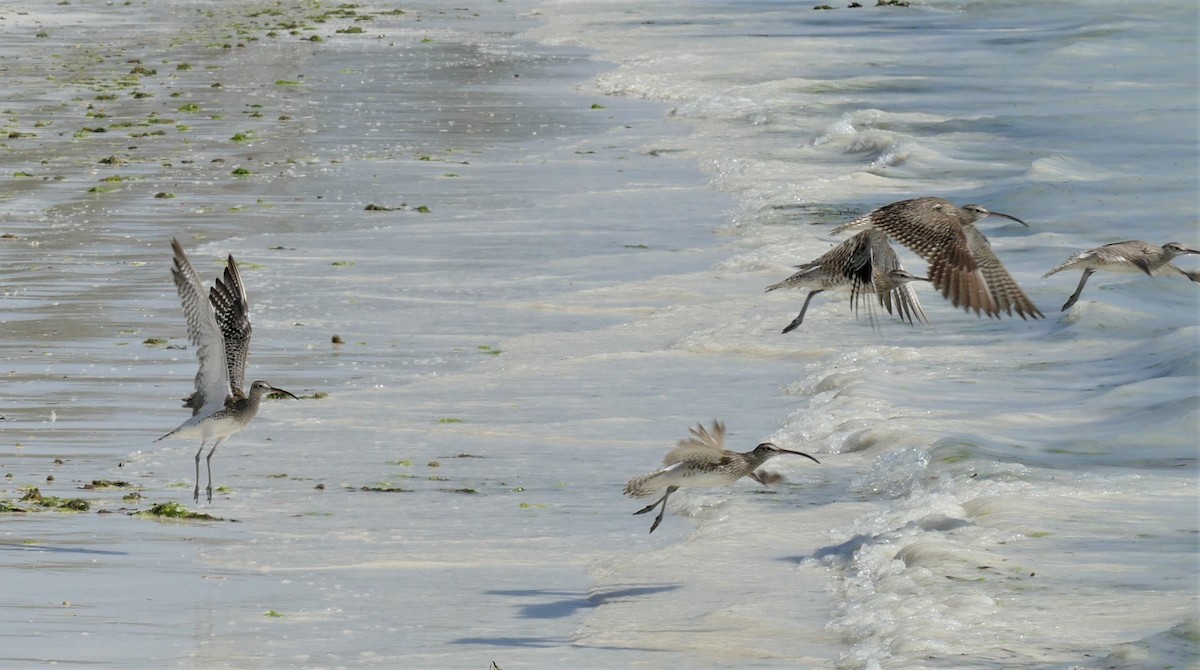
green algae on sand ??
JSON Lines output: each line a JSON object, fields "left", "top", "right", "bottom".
{"left": 135, "top": 502, "right": 222, "bottom": 521}
{"left": 14, "top": 487, "right": 90, "bottom": 512}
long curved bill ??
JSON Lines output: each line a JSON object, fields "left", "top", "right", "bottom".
{"left": 267, "top": 386, "right": 300, "bottom": 400}
{"left": 986, "top": 210, "right": 1028, "bottom": 227}
{"left": 777, "top": 448, "right": 821, "bottom": 465}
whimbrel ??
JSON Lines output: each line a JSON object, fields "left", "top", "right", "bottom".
{"left": 831, "top": 197, "right": 1043, "bottom": 319}
{"left": 624, "top": 420, "right": 820, "bottom": 534}
{"left": 766, "top": 229, "right": 929, "bottom": 332}
{"left": 157, "top": 239, "right": 297, "bottom": 503}
{"left": 1043, "top": 240, "right": 1200, "bottom": 311}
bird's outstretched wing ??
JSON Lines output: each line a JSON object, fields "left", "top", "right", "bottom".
{"left": 861, "top": 229, "right": 929, "bottom": 325}
{"left": 766, "top": 231, "right": 872, "bottom": 294}
{"left": 171, "top": 239, "right": 232, "bottom": 416}
{"left": 837, "top": 230, "right": 876, "bottom": 296}
{"left": 873, "top": 234, "right": 926, "bottom": 328}
{"left": 834, "top": 198, "right": 992, "bottom": 316}
{"left": 888, "top": 280, "right": 928, "bottom": 325}
{"left": 833, "top": 199, "right": 973, "bottom": 268}
{"left": 828, "top": 231, "right": 881, "bottom": 322}
{"left": 662, "top": 420, "right": 726, "bottom": 466}
{"left": 962, "top": 225, "right": 1043, "bottom": 320}
{"left": 926, "top": 255, "right": 996, "bottom": 317}
{"left": 208, "top": 255, "right": 252, "bottom": 396}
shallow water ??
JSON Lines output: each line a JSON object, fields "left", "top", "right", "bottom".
{"left": 1, "top": 0, "right": 1196, "bottom": 668}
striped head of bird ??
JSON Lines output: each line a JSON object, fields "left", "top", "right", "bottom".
{"left": 248, "top": 380, "right": 299, "bottom": 401}
{"left": 1161, "top": 242, "right": 1200, "bottom": 259}
{"left": 960, "top": 204, "right": 1028, "bottom": 227}
{"left": 884, "top": 269, "right": 929, "bottom": 284}
{"left": 747, "top": 442, "right": 821, "bottom": 470}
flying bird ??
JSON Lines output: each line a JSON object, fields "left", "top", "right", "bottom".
{"left": 624, "top": 420, "right": 820, "bottom": 534}
{"left": 1043, "top": 240, "right": 1200, "bottom": 310}
{"left": 766, "top": 228, "right": 929, "bottom": 332}
{"left": 831, "top": 197, "right": 1043, "bottom": 319}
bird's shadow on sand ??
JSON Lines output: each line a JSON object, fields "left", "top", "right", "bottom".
{"left": 487, "top": 584, "right": 681, "bottom": 619}
{"left": 452, "top": 585, "right": 681, "bottom": 648}
{"left": 0, "top": 542, "right": 128, "bottom": 556}
{"left": 452, "top": 635, "right": 566, "bottom": 649}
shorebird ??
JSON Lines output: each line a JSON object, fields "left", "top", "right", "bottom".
{"left": 831, "top": 197, "right": 1043, "bottom": 320}
{"left": 1043, "top": 240, "right": 1200, "bottom": 311}
{"left": 157, "top": 239, "right": 297, "bottom": 503}
{"left": 766, "top": 228, "right": 929, "bottom": 332}
{"left": 624, "top": 420, "right": 820, "bottom": 534}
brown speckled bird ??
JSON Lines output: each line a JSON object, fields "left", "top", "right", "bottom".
{"left": 624, "top": 420, "right": 820, "bottom": 534}
{"left": 1043, "top": 240, "right": 1200, "bottom": 310}
{"left": 766, "top": 229, "right": 929, "bottom": 332}
{"left": 831, "top": 197, "right": 1043, "bottom": 320}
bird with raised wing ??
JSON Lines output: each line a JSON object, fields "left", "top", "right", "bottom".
{"left": 624, "top": 420, "right": 820, "bottom": 534}
{"left": 766, "top": 228, "right": 929, "bottom": 332}
{"left": 157, "top": 239, "right": 298, "bottom": 503}
{"left": 1043, "top": 240, "right": 1200, "bottom": 311}
{"left": 831, "top": 197, "right": 1043, "bottom": 320}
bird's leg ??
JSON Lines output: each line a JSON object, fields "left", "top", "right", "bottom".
{"left": 194, "top": 440, "right": 207, "bottom": 503}
{"left": 634, "top": 490, "right": 669, "bottom": 516}
{"left": 205, "top": 436, "right": 227, "bottom": 503}
{"left": 1061, "top": 269, "right": 1094, "bottom": 311}
{"left": 647, "top": 486, "right": 677, "bottom": 534}
{"left": 782, "top": 290, "right": 823, "bottom": 334}
{"left": 633, "top": 486, "right": 678, "bottom": 533}
{"left": 633, "top": 500, "right": 658, "bottom": 515}
{"left": 1167, "top": 263, "right": 1200, "bottom": 282}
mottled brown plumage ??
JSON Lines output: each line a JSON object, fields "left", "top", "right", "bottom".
{"left": 766, "top": 229, "right": 928, "bottom": 332}
{"left": 624, "top": 420, "right": 820, "bottom": 534}
{"left": 831, "top": 197, "right": 1043, "bottom": 320}
{"left": 1043, "top": 240, "right": 1200, "bottom": 310}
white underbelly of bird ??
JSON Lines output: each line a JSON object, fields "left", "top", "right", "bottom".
{"left": 161, "top": 411, "right": 245, "bottom": 442}
{"left": 625, "top": 462, "right": 743, "bottom": 498}
{"left": 624, "top": 420, "right": 820, "bottom": 533}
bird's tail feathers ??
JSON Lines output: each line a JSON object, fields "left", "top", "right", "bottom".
{"left": 1042, "top": 256, "right": 1079, "bottom": 279}
{"left": 623, "top": 472, "right": 662, "bottom": 499}
{"left": 765, "top": 265, "right": 817, "bottom": 292}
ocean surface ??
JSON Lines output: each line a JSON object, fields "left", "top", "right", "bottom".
{"left": 0, "top": 0, "right": 1196, "bottom": 668}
